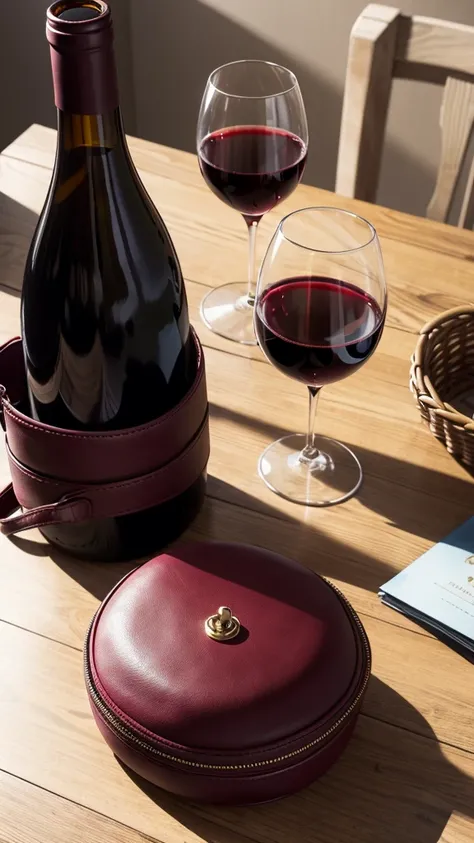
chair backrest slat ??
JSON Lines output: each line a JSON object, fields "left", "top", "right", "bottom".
{"left": 336, "top": 5, "right": 400, "bottom": 203}
{"left": 459, "top": 157, "right": 474, "bottom": 229}
{"left": 336, "top": 4, "right": 474, "bottom": 228}
{"left": 396, "top": 15, "right": 474, "bottom": 75}
{"left": 427, "top": 77, "right": 474, "bottom": 224}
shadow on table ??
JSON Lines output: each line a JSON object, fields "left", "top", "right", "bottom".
{"left": 117, "top": 677, "right": 474, "bottom": 843}
{"left": 8, "top": 416, "right": 473, "bottom": 605}
{"left": 8, "top": 530, "right": 146, "bottom": 602}
{"left": 9, "top": 460, "right": 413, "bottom": 604}
{"left": 209, "top": 402, "right": 474, "bottom": 537}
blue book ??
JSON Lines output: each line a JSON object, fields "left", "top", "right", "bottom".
{"left": 379, "top": 517, "right": 474, "bottom": 659}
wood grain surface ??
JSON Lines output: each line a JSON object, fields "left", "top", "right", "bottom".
{"left": 0, "top": 770, "right": 160, "bottom": 843}
{"left": 5, "top": 123, "right": 474, "bottom": 261}
{"left": 0, "top": 125, "right": 473, "bottom": 843}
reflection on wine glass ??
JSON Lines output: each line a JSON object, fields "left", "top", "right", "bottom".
{"left": 196, "top": 60, "right": 308, "bottom": 345}
{"left": 254, "top": 207, "right": 387, "bottom": 505}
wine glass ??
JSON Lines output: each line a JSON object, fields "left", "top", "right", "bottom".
{"left": 254, "top": 206, "right": 387, "bottom": 505}
{"left": 196, "top": 60, "right": 308, "bottom": 345}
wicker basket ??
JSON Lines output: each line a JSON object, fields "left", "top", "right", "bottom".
{"left": 410, "top": 305, "right": 474, "bottom": 468}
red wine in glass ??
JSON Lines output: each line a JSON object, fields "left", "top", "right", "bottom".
{"left": 198, "top": 126, "right": 307, "bottom": 218}
{"left": 255, "top": 276, "right": 385, "bottom": 388}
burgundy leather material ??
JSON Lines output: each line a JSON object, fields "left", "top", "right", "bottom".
{"left": 90, "top": 544, "right": 361, "bottom": 749}
{"left": 86, "top": 542, "right": 371, "bottom": 804}
{"left": 0, "top": 330, "right": 209, "bottom": 537}
{"left": 0, "top": 487, "right": 92, "bottom": 536}
{"left": 91, "top": 704, "right": 358, "bottom": 805}
{"left": 0, "top": 335, "right": 207, "bottom": 482}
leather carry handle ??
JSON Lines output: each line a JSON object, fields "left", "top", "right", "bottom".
{"left": 0, "top": 330, "right": 210, "bottom": 537}
{"left": 0, "top": 484, "right": 91, "bottom": 537}
{"left": 1, "top": 410, "right": 209, "bottom": 536}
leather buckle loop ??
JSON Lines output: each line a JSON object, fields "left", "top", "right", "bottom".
{"left": 0, "top": 385, "right": 7, "bottom": 432}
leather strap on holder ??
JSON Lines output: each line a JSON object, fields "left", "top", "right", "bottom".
{"left": 0, "top": 330, "right": 210, "bottom": 537}
{"left": 0, "top": 485, "right": 92, "bottom": 537}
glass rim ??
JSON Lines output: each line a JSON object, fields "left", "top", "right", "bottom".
{"left": 278, "top": 206, "right": 377, "bottom": 254}
{"left": 208, "top": 59, "right": 298, "bottom": 99}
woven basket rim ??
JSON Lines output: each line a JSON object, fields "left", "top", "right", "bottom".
{"left": 411, "top": 305, "right": 474, "bottom": 432}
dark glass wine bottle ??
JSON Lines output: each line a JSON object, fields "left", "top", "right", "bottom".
{"left": 20, "top": 0, "right": 206, "bottom": 561}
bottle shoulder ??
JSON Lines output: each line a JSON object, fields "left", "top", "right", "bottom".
{"left": 21, "top": 142, "right": 192, "bottom": 429}
{"left": 24, "top": 145, "right": 184, "bottom": 300}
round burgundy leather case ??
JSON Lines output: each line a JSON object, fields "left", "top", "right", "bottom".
{"left": 85, "top": 542, "right": 371, "bottom": 805}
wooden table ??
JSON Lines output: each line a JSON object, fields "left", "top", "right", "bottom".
{"left": 0, "top": 125, "right": 473, "bottom": 843}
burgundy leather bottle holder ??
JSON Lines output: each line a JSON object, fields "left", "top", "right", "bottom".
{"left": 0, "top": 330, "right": 210, "bottom": 537}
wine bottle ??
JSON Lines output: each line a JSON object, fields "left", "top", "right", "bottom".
{"left": 21, "top": 0, "right": 206, "bottom": 561}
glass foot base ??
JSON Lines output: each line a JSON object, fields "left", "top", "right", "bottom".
{"left": 200, "top": 282, "right": 257, "bottom": 345}
{"left": 258, "top": 433, "right": 363, "bottom": 506}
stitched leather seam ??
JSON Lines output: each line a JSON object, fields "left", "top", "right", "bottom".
{"left": 87, "top": 570, "right": 365, "bottom": 761}
{"left": 4, "top": 439, "right": 208, "bottom": 526}
{"left": 0, "top": 495, "right": 91, "bottom": 530}
{"left": 87, "top": 439, "right": 209, "bottom": 518}
{"left": 92, "top": 707, "right": 282, "bottom": 780}
{"left": 3, "top": 377, "right": 203, "bottom": 438}
{"left": 0, "top": 327, "right": 205, "bottom": 441}
{"left": 89, "top": 631, "right": 361, "bottom": 761}
{"left": 3, "top": 360, "right": 204, "bottom": 442}
{"left": 90, "top": 665, "right": 359, "bottom": 761}
{"left": 8, "top": 414, "right": 209, "bottom": 494}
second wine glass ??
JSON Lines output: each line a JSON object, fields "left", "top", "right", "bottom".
{"left": 196, "top": 60, "right": 308, "bottom": 344}
{"left": 254, "top": 207, "right": 387, "bottom": 506}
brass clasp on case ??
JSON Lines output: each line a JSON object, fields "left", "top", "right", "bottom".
{"left": 205, "top": 606, "right": 240, "bottom": 641}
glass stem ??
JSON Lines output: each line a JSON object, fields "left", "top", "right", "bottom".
{"left": 244, "top": 217, "right": 260, "bottom": 305}
{"left": 301, "top": 386, "right": 321, "bottom": 462}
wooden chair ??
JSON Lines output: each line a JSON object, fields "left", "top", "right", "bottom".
{"left": 336, "top": 4, "right": 474, "bottom": 228}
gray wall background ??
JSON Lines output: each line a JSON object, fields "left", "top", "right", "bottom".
{"left": 2, "top": 0, "right": 474, "bottom": 216}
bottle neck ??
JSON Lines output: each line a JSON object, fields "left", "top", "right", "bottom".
{"left": 56, "top": 107, "right": 125, "bottom": 151}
